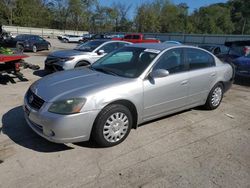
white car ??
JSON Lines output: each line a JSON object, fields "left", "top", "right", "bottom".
{"left": 45, "top": 40, "right": 132, "bottom": 71}
{"left": 59, "top": 35, "right": 83, "bottom": 43}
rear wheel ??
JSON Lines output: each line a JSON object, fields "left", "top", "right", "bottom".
{"left": 204, "top": 83, "right": 223, "bottom": 110}
{"left": 16, "top": 44, "right": 24, "bottom": 53}
{"left": 92, "top": 104, "right": 132, "bottom": 147}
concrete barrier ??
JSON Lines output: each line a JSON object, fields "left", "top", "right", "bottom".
{"left": 2, "top": 25, "right": 88, "bottom": 38}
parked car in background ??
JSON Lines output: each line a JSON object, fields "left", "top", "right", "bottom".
{"left": 199, "top": 44, "right": 229, "bottom": 56}
{"left": 58, "top": 34, "right": 83, "bottom": 43}
{"left": 163, "top": 41, "right": 182, "bottom": 45}
{"left": 45, "top": 40, "right": 131, "bottom": 71}
{"left": 1, "top": 34, "right": 50, "bottom": 52}
{"left": 80, "top": 34, "right": 110, "bottom": 43}
{"left": 113, "top": 33, "right": 160, "bottom": 43}
{"left": 24, "top": 43, "right": 234, "bottom": 147}
{"left": 217, "top": 40, "right": 250, "bottom": 78}
{"left": 16, "top": 34, "right": 51, "bottom": 52}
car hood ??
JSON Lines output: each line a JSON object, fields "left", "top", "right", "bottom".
{"left": 30, "top": 68, "right": 130, "bottom": 102}
{"left": 49, "top": 50, "right": 90, "bottom": 58}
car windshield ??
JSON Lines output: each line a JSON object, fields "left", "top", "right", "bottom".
{"left": 74, "top": 40, "right": 105, "bottom": 52}
{"left": 91, "top": 47, "right": 159, "bottom": 78}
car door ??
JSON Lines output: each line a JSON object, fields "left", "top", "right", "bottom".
{"left": 184, "top": 48, "right": 217, "bottom": 106}
{"left": 38, "top": 37, "right": 48, "bottom": 49}
{"left": 33, "top": 36, "right": 43, "bottom": 50}
{"left": 143, "top": 48, "right": 189, "bottom": 120}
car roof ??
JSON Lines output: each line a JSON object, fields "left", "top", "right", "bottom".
{"left": 199, "top": 44, "right": 224, "bottom": 47}
{"left": 225, "top": 40, "right": 250, "bottom": 47}
{"left": 129, "top": 43, "right": 182, "bottom": 51}
{"left": 91, "top": 39, "right": 132, "bottom": 44}
{"left": 18, "top": 34, "right": 38, "bottom": 37}
{"left": 163, "top": 40, "right": 182, "bottom": 44}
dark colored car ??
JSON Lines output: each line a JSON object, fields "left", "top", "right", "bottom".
{"left": 1, "top": 34, "right": 50, "bottom": 53}
{"left": 80, "top": 34, "right": 110, "bottom": 43}
{"left": 199, "top": 44, "right": 229, "bottom": 56}
{"left": 15, "top": 34, "right": 51, "bottom": 52}
{"left": 217, "top": 41, "right": 250, "bottom": 78}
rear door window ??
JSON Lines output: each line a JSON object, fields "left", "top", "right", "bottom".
{"left": 133, "top": 35, "right": 140, "bottom": 39}
{"left": 124, "top": 35, "right": 132, "bottom": 39}
{"left": 185, "top": 48, "right": 215, "bottom": 70}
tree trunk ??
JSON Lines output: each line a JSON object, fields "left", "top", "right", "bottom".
{"left": 241, "top": 19, "right": 246, "bottom": 35}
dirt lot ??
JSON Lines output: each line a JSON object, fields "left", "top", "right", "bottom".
{"left": 0, "top": 39, "right": 250, "bottom": 188}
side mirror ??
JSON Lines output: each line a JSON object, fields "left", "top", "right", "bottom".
{"left": 97, "top": 49, "right": 105, "bottom": 55}
{"left": 150, "top": 69, "right": 169, "bottom": 78}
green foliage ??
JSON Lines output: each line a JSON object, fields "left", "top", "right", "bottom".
{"left": 229, "top": 0, "right": 250, "bottom": 34}
{"left": 0, "top": 0, "right": 249, "bottom": 34}
{"left": 190, "top": 4, "right": 234, "bottom": 34}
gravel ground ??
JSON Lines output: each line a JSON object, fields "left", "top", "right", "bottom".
{"left": 0, "top": 39, "right": 250, "bottom": 188}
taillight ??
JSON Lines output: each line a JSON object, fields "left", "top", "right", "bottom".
{"left": 15, "top": 62, "right": 21, "bottom": 72}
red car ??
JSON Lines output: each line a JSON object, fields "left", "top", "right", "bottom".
{"left": 112, "top": 33, "right": 160, "bottom": 43}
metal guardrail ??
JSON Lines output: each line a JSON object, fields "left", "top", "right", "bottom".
{"left": 109, "top": 32, "right": 250, "bottom": 45}
{"left": 143, "top": 33, "right": 250, "bottom": 45}
{"left": 3, "top": 25, "right": 88, "bottom": 38}
{"left": 3, "top": 25, "right": 250, "bottom": 45}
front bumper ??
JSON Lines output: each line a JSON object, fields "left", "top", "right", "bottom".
{"left": 23, "top": 98, "right": 100, "bottom": 143}
{"left": 44, "top": 60, "right": 75, "bottom": 72}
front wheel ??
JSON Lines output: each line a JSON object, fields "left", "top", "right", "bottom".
{"left": 63, "top": 38, "right": 69, "bottom": 43}
{"left": 92, "top": 104, "right": 132, "bottom": 147}
{"left": 32, "top": 45, "right": 37, "bottom": 53}
{"left": 75, "top": 61, "right": 89, "bottom": 68}
{"left": 204, "top": 83, "right": 224, "bottom": 110}
{"left": 47, "top": 44, "right": 51, "bottom": 51}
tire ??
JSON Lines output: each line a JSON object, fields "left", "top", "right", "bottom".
{"left": 75, "top": 61, "right": 90, "bottom": 68}
{"left": 204, "top": 83, "right": 224, "bottom": 110}
{"left": 47, "top": 44, "right": 51, "bottom": 51}
{"left": 63, "top": 38, "right": 69, "bottom": 43}
{"left": 32, "top": 45, "right": 37, "bottom": 53}
{"left": 16, "top": 44, "right": 24, "bottom": 53}
{"left": 92, "top": 104, "right": 132, "bottom": 147}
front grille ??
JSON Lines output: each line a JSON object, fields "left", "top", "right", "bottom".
{"left": 26, "top": 89, "right": 45, "bottom": 110}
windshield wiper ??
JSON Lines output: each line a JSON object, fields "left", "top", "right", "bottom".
{"left": 91, "top": 67, "right": 118, "bottom": 76}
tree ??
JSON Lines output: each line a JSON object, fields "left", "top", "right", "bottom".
{"left": 135, "top": 2, "right": 161, "bottom": 32}
{"left": 229, "top": 0, "right": 250, "bottom": 34}
{"left": 13, "top": 0, "right": 52, "bottom": 27}
{"left": 0, "top": 0, "right": 16, "bottom": 25}
{"left": 190, "top": 4, "right": 234, "bottom": 34}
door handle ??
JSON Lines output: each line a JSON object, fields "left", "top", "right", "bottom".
{"left": 181, "top": 80, "right": 188, "bottom": 85}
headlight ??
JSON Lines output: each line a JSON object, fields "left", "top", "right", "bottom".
{"left": 60, "top": 57, "right": 74, "bottom": 62}
{"left": 48, "top": 98, "right": 86, "bottom": 115}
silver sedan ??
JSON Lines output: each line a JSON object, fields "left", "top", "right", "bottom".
{"left": 24, "top": 43, "right": 234, "bottom": 147}
{"left": 44, "top": 40, "right": 132, "bottom": 71}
